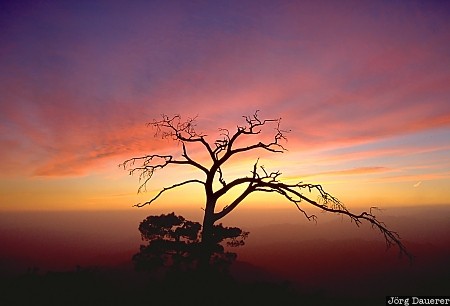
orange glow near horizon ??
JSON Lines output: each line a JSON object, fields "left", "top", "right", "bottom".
{"left": 1, "top": 1, "right": 450, "bottom": 212}
{"left": 1, "top": 138, "right": 449, "bottom": 212}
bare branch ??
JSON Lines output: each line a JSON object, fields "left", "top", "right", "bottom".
{"left": 120, "top": 115, "right": 216, "bottom": 195}
{"left": 226, "top": 110, "right": 289, "bottom": 157}
{"left": 120, "top": 153, "right": 208, "bottom": 194}
{"left": 134, "top": 179, "right": 205, "bottom": 208}
{"left": 256, "top": 180, "right": 412, "bottom": 260}
{"left": 181, "top": 143, "right": 209, "bottom": 174}
{"left": 122, "top": 111, "right": 411, "bottom": 263}
{"left": 213, "top": 160, "right": 260, "bottom": 220}
{"left": 213, "top": 128, "right": 231, "bottom": 159}
{"left": 216, "top": 166, "right": 226, "bottom": 187}
{"left": 120, "top": 154, "right": 173, "bottom": 193}
{"left": 212, "top": 164, "right": 411, "bottom": 260}
{"left": 214, "top": 183, "right": 256, "bottom": 221}
{"left": 150, "top": 114, "right": 216, "bottom": 161}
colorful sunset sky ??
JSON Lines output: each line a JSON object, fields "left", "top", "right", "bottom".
{"left": 1, "top": 0, "right": 450, "bottom": 212}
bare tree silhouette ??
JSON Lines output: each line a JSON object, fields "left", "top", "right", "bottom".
{"left": 121, "top": 111, "right": 411, "bottom": 266}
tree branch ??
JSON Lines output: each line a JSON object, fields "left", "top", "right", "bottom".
{"left": 226, "top": 110, "right": 289, "bottom": 156}
{"left": 120, "top": 153, "right": 208, "bottom": 193}
{"left": 150, "top": 114, "right": 216, "bottom": 161}
{"left": 214, "top": 185, "right": 255, "bottom": 221}
{"left": 134, "top": 179, "right": 205, "bottom": 208}
{"left": 257, "top": 180, "right": 412, "bottom": 260}
{"left": 214, "top": 164, "right": 411, "bottom": 260}
{"left": 181, "top": 143, "right": 209, "bottom": 174}
{"left": 213, "top": 159, "right": 259, "bottom": 199}
{"left": 122, "top": 111, "right": 411, "bottom": 262}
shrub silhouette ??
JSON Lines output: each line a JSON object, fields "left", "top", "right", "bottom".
{"left": 133, "top": 212, "right": 248, "bottom": 273}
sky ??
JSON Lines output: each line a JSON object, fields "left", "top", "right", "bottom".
{"left": 1, "top": 0, "right": 450, "bottom": 212}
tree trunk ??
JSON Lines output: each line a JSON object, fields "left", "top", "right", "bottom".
{"left": 199, "top": 199, "right": 216, "bottom": 270}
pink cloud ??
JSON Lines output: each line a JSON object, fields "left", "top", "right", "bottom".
{"left": 1, "top": 0, "right": 449, "bottom": 178}
{"left": 316, "top": 144, "right": 450, "bottom": 166}
{"left": 377, "top": 171, "right": 450, "bottom": 183}
{"left": 302, "top": 166, "right": 390, "bottom": 178}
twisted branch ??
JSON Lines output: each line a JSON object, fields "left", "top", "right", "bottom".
{"left": 121, "top": 111, "right": 411, "bottom": 261}
{"left": 213, "top": 164, "right": 412, "bottom": 260}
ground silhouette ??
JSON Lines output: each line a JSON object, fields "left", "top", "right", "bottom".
{"left": 0, "top": 264, "right": 380, "bottom": 306}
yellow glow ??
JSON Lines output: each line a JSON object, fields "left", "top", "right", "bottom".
{"left": 2, "top": 148, "right": 450, "bottom": 212}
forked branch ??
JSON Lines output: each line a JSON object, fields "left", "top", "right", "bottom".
{"left": 150, "top": 114, "right": 215, "bottom": 160}
{"left": 213, "top": 164, "right": 412, "bottom": 260}
{"left": 272, "top": 180, "right": 411, "bottom": 260}
{"left": 122, "top": 111, "right": 411, "bottom": 261}
{"left": 227, "top": 110, "right": 289, "bottom": 156}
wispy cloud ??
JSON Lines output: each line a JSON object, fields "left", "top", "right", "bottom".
{"left": 396, "top": 171, "right": 450, "bottom": 181}
{"left": 1, "top": 0, "right": 450, "bottom": 180}
{"left": 302, "top": 166, "right": 390, "bottom": 178}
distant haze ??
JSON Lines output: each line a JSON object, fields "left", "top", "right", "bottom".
{"left": 1, "top": 205, "right": 448, "bottom": 277}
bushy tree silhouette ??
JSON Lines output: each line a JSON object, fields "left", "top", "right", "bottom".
{"left": 122, "top": 111, "right": 411, "bottom": 266}
{"left": 133, "top": 212, "right": 248, "bottom": 273}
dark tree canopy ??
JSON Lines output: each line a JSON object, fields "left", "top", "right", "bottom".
{"left": 122, "top": 111, "right": 411, "bottom": 264}
{"left": 133, "top": 212, "right": 248, "bottom": 273}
